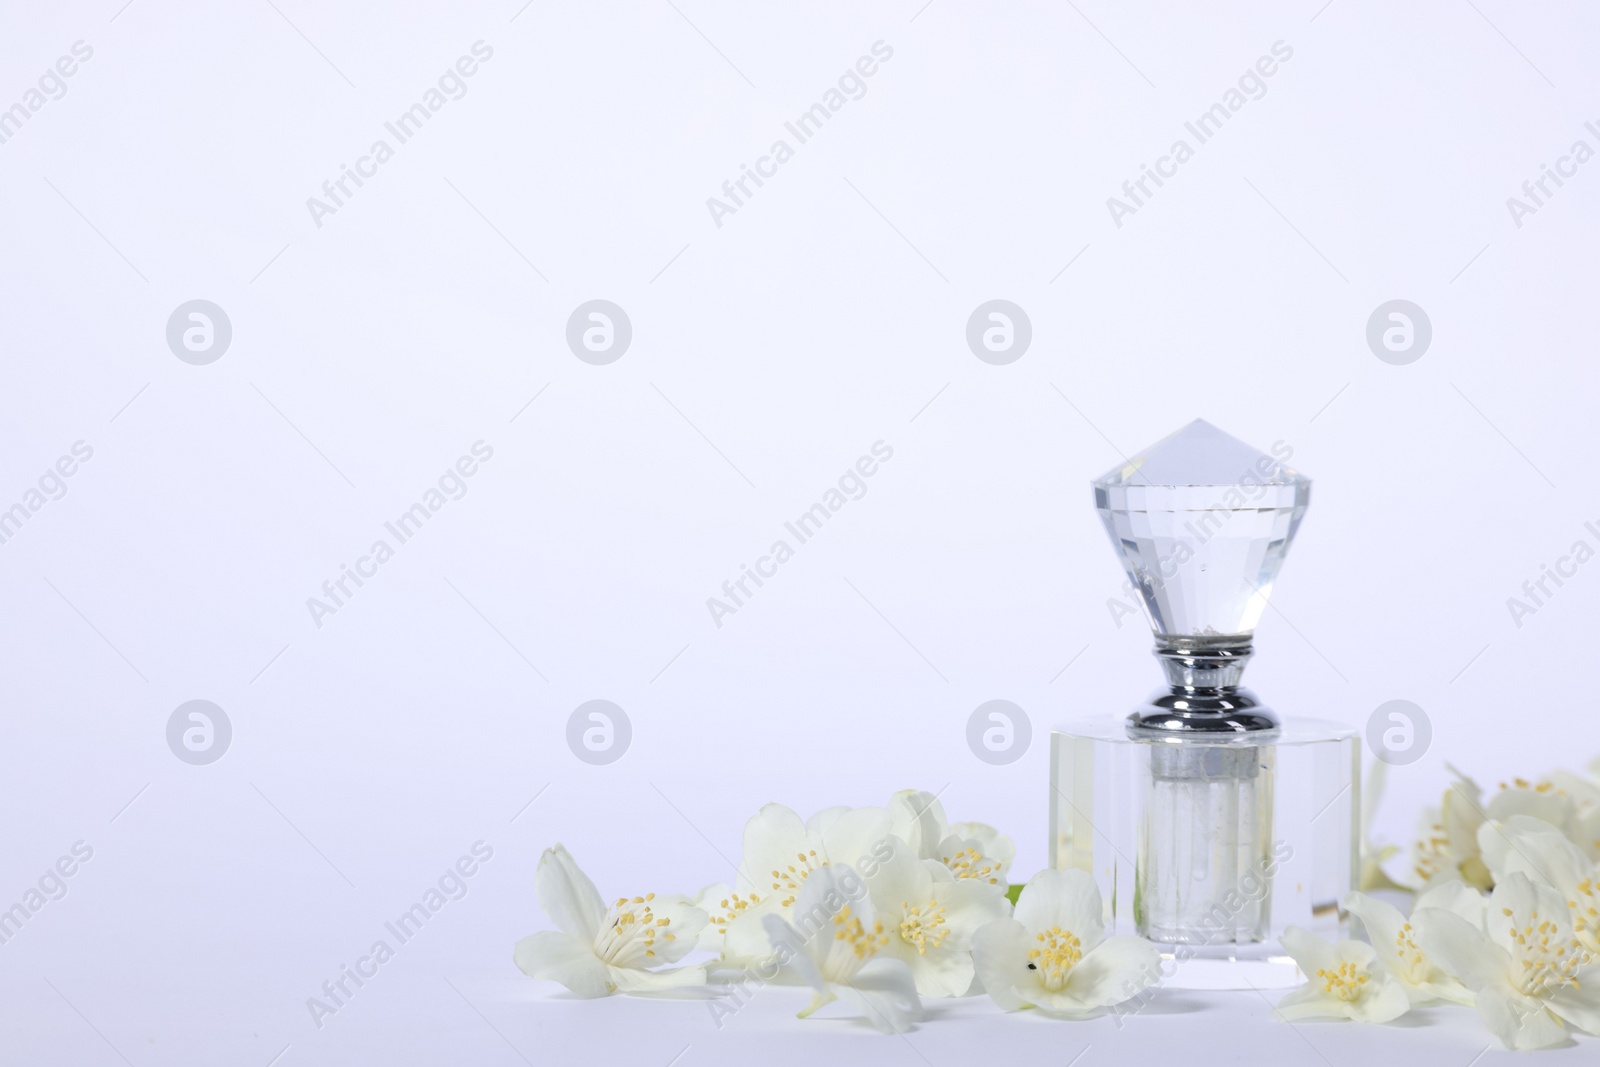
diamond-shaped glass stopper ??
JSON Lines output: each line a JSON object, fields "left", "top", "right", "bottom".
{"left": 1093, "top": 419, "right": 1310, "bottom": 650}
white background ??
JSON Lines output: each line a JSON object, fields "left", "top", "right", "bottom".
{"left": 3, "top": 1, "right": 1599, "bottom": 1063}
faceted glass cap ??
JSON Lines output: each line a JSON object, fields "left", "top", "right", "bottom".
{"left": 1093, "top": 420, "right": 1310, "bottom": 642}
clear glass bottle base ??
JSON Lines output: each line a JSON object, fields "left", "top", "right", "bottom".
{"left": 1050, "top": 716, "right": 1358, "bottom": 991}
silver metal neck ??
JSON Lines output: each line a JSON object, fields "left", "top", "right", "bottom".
{"left": 1129, "top": 637, "right": 1280, "bottom": 735}
{"left": 1155, "top": 639, "right": 1253, "bottom": 689}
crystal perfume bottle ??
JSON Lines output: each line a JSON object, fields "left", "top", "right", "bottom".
{"left": 1051, "top": 420, "right": 1358, "bottom": 987}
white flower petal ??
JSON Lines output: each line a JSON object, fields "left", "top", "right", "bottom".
{"left": 1573, "top": 807, "right": 1600, "bottom": 862}
{"left": 1547, "top": 965, "right": 1600, "bottom": 1035}
{"left": 1414, "top": 879, "right": 1486, "bottom": 928}
{"left": 1486, "top": 787, "right": 1570, "bottom": 827}
{"left": 692, "top": 882, "right": 734, "bottom": 953}
{"left": 1479, "top": 815, "right": 1588, "bottom": 892}
{"left": 1488, "top": 871, "right": 1573, "bottom": 947}
{"left": 611, "top": 964, "right": 708, "bottom": 993}
{"left": 797, "top": 860, "right": 870, "bottom": 922}
{"left": 1335, "top": 938, "right": 1378, "bottom": 970}
{"left": 722, "top": 906, "right": 781, "bottom": 966}
{"left": 817, "top": 806, "right": 894, "bottom": 868}
{"left": 692, "top": 881, "right": 730, "bottom": 909}
{"left": 1344, "top": 889, "right": 1465, "bottom": 1004}
{"left": 1028, "top": 995, "right": 1103, "bottom": 1018}
{"left": 804, "top": 805, "right": 852, "bottom": 837}
{"left": 971, "top": 919, "right": 1033, "bottom": 1012}
{"left": 1344, "top": 891, "right": 1406, "bottom": 957}
{"left": 535, "top": 844, "right": 607, "bottom": 942}
{"left": 1284, "top": 933, "right": 1398, "bottom": 1023}
{"left": 1416, "top": 772, "right": 1492, "bottom": 890}
{"left": 640, "top": 895, "right": 707, "bottom": 965}
{"left": 785, "top": 863, "right": 875, "bottom": 976}
{"left": 1063, "top": 934, "right": 1162, "bottom": 1010}
{"left": 1412, "top": 908, "right": 1510, "bottom": 992}
{"left": 840, "top": 958, "right": 923, "bottom": 1033}
{"left": 1273, "top": 981, "right": 1345, "bottom": 1021}
{"left": 741, "top": 803, "right": 819, "bottom": 897}
{"left": 1347, "top": 969, "right": 1410, "bottom": 1024}
{"left": 1415, "top": 977, "right": 1477, "bottom": 1007}
{"left": 898, "top": 940, "right": 976, "bottom": 999}
{"left": 762, "top": 914, "right": 829, "bottom": 994}
{"left": 950, "top": 821, "right": 1016, "bottom": 877}
{"left": 1547, "top": 769, "right": 1600, "bottom": 810}
{"left": 1280, "top": 925, "right": 1339, "bottom": 978}
{"left": 513, "top": 931, "right": 614, "bottom": 997}
{"left": 1345, "top": 891, "right": 1456, "bottom": 1002}
{"left": 884, "top": 876, "right": 1009, "bottom": 999}
{"left": 888, "top": 790, "right": 950, "bottom": 860}
{"left": 941, "top": 876, "right": 1013, "bottom": 924}
{"left": 863, "top": 838, "right": 931, "bottom": 907}
{"left": 1478, "top": 982, "right": 1568, "bottom": 1050}
{"left": 934, "top": 832, "right": 1008, "bottom": 887}
{"left": 1013, "top": 869, "right": 1104, "bottom": 949}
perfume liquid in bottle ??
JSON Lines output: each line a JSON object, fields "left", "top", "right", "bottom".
{"left": 1139, "top": 741, "right": 1272, "bottom": 944}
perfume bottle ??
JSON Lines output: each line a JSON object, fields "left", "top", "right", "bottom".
{"left": 1051, "top": 420, "right": 1357, "bottom": 987}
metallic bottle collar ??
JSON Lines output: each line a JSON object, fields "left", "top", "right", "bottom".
{"left": 1128, "top": 638, "right": 1281, "bottom": 734}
